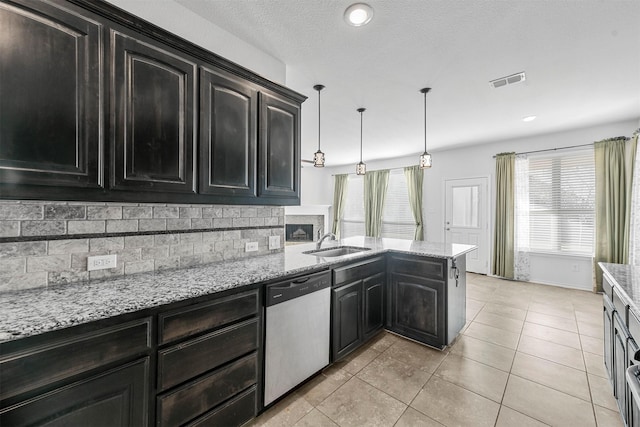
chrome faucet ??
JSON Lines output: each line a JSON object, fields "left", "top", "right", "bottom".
{"left": 316, "top": 232, "right": 336, "bottom": 249}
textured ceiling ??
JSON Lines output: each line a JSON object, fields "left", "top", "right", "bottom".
{"left": 177, "top": 0, "right": 640, "bottom": 166}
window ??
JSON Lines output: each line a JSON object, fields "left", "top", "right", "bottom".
{"left": 340, "top": 170, "right": 416, "bottom": 239}
{"left": 381, "top": 170, "right": 415, "bottom": 239}
{"left": 341, "top": 175, "right": 365, "bottom": 238}
{"left": 521, "top": 149, "right": 595, "bottom": 255}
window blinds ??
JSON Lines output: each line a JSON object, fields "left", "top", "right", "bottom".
{"left": 526, "top": 149, "right": 595, "bottom": 255}
{"left": 381, "top": 170, "right": 415, "bottom": 239}
{"left": 340, "top": 170, "right": 416, "bottom": 239}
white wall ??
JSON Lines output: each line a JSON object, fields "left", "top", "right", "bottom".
{"left": 103, "top": 0, "right": 286, "bottom": 84}
{"left": 305, "top": 118, "right": 639, "bottom": 290}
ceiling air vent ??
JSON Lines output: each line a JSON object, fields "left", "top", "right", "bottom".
{"left": 489, "top": 72, "right": 526, "bottom": 89}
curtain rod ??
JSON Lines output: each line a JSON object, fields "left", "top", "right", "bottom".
{"left": 331, "top": 165, "right": 412, "bottom": 176}
{"left": 492, "top": 143, "right": 594, "bottom": 159}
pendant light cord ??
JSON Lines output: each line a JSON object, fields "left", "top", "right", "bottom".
{"left": 423, "top": 91, "right": 427, "bottom": 152}
{"left": 360, "top": 110, "right": 363, "bottom": 162}
{"left": 318, "top": 89, "right": 321, "bottom": 151}
{"left": 420, "top": 87, "right": 431, "bottom": 153}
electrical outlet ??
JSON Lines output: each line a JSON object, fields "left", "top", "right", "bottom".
{"left": 87, "top": 254, "right": 117, "bottom": 271}
{"left": 269, "top": 235, "right": 280, "bottom": 250}
{"left": 245, "top": 241, "right": 259, "bottom": 252}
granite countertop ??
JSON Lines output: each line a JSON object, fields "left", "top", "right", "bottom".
{"left": 0, "top": 236, "right": 476, "bottom": 343}
{"left": 600, "top": 262, "right": 640, "bottom": 314}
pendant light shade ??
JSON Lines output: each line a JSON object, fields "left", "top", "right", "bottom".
{"left": 419, "top": 87, "right": 432, "bottom": 169}
{"left": 356, "top": 108, "right": 366, "bottom": 175}
{"left": 313, "top": 84, "right": 325, "bottom": 167}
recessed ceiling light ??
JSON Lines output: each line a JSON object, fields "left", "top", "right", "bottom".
{"left": 344, "top": 3, "right": 374, "bottom": 27}
{"left": 522, "top": 115, "right": 537, "bottom": 122}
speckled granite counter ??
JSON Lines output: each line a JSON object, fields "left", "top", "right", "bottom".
{"left": 601, "top": 262, "right": 640, "bottom": 314}
{"left": 0, "top": 236, "right": 475, "bottom": 343}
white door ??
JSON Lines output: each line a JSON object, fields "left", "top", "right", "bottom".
{"left": 444, "top": 177, "right": 489, "bottom": 274}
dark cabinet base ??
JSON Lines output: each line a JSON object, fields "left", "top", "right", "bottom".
{"left": 331, "top": 257, "right": 386, "bottom": 362}
{"left": 0, "top": 358, "right": 149, "bottom": 427}
{"left": 386, "top": 254, "right": 466, "bottom": 350}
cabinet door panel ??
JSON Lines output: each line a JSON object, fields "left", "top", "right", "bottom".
{"left": 111, "top": 31, "right": 196, "bottom": 193}
{"left": 389, "top": 273, "right": 445, "bottom": 346}
{"left": 258, "top": 93, "right": 300, "bottom": 201}
{"left": 0, "top": 358, "right": 149, "bottom": 427}
{"left": 200, "top": 67, "right": 257, "bottom": 197}
{"left": 363, "top": 273, "right": 385, "bottom": 339}
{"left": 332, "top": 281, "right": 362, "bottom": 361}
{"left": 615, "top": 312, "right": 629, "bottom": 420}
{"left": 605, "top": 295, "right": 615, "bottom": 383}
{"left": 0, "top": 1, "right": 102, "bottom": 188}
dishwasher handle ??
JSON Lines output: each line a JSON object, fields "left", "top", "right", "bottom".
{"left": 266, "top": 271, "right": 331, "bottom": 306}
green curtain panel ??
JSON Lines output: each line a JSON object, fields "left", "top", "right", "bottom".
{"left": 594, "top": 136, "right": 638, "bottom": 291}
{"left": 331, "top": 174, "right": 349, "bottom": 237}
{"left": 492, "top": 152, "right": 515, "bottom": 279}
{"left": 364, "top": 169, "right": 390, "bottom": 237}
{"left": 404, "top": 165, "right": 425, "bottom": 240}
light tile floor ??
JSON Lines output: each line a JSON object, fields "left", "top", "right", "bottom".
{"left": 250, "top": 273, "right": 621, "bottom": 427}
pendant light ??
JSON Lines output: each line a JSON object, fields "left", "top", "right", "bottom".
{"left": 419, "top": 87, "right": 432, "bottom": 169}
{"left": 356, "top": 108, "right": 366, "bottom": 175}
{"left": 312, "top": 84, "right": 325, "bottom": 167}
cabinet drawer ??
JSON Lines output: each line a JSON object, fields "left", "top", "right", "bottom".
{"left": 602, "top": 276, "right": 614, "bottom": 300}
{"left": 389, "top": 255, "right": 446, "bottom": 280}
{"left": 186, "top": 385, "right": 256, "bottom": 427}
{"left": 630, "top": 311, "right": 640, "bottom": 346}
{"left": 0, "top": 358, "right": 149, "bottom": 427}
{"left": 158, "top": 353, "right": 257, "bottom": 427}
{"left": 159, "top": 290, "right": 259, "bottom": 345}
{"left": 158, "top": 318, "right": 258, "bottom": 391}
{"left": 613, "top": 287, "right": 629, "bottom": 326}
{"left": 333, "top": 256, "right": 385, "bottom": 286}
{"left": 0, "top": 317, "right": 151, "bottom": 401}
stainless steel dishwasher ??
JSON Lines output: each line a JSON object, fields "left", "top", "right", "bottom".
{"left": 264, "top": 270, "right": 331, "bottom": 406}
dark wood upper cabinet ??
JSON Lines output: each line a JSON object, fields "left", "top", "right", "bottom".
{"left": 200, "top": 67, "right": 257, "bottom": 197}
{"left": 0, "top": 0, "right": 304, "bottom": 205}
{"left": 258, "top": 92, "right": 300, "bottom": 201}
{"left": 110, "top": 30, "right": 197, "bottom": 194}
{"left": 0, "top": 0, "right": 102, "bottom": 189}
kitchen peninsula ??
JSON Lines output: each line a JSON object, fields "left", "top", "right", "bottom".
{"left": 0, "top": 237, "right": 475, "bottom": 426}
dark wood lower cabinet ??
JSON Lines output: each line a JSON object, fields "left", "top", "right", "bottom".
{"left": 386, "top": 254, "right": 466, "bottom": 349}
{"left": 0, "top": 358, "right": 149, "bottom": 427}
{"left": 158, "top": 353, "right": 257, "bottom": 427}
{"left": 331, "top": 256, "right": 386, "bottom": 361}
{"left": 156, "top": 289, "right": 260, "bottom": 426}
{"left": 332, "top": 280, "right": 363, "bottom": 361}
{"left": 614, "top": 312, "right": 630, "bottom": 421}
{"left": 604, "top": 294, "right": 615, "bottom": 384}
{"left": 603, "top": 272, "right": 640, "bottom": 426}
{"left": 187, "top": 386, "right": 256, "bottom": 427}
{"left": 388, "top": 272, "right": 444, "bottom": 345}
{"left": 0, "top": 288, "right": 261, "bottom": 427}
{"left": 363, "top": 272, "right": 385, "bottom": 340}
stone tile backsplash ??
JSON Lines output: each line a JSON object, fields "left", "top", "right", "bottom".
{"left": 0, "top": 200, "right": 284, "bottom": 292}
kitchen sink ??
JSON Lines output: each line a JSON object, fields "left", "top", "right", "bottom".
{"left": 303, "top": 246, "right": 371, "bottom": 258}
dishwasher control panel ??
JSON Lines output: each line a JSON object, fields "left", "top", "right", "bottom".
{"left": 266, "top": 270, "right": 331, "bottom": 306}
